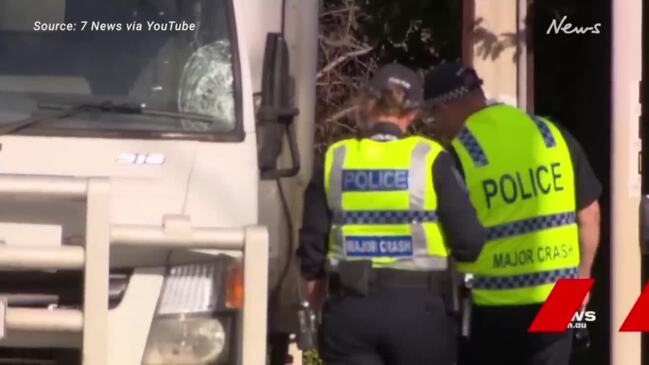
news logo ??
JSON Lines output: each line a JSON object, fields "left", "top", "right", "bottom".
{"left": 529, "top": 278, "right": 594, "bottom": 332}
{"left": 529, "top": 279, "right": 649, "bottom": 332}
{"left": 568, "top": 310, "right": 596, "bottom": 329}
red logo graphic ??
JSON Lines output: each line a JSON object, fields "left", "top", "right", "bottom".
{"left": 528, "top": 278, "right": 594, "bottom": 332}
{"left": 620, "top": 282, "right": 649, "bottom": 332}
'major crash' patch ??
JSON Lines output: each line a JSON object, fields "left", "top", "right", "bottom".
{"left": 344, "top": 236, "right": 413, "bottom": 257}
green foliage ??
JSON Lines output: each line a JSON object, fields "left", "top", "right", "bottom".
{"left": 359, "top": 0, "right": 461, "bottom": 68}
{"left": 316, "top": 0, "right": 462, "bottom": 154}
{"left": 303, "top": 349, "right": 324, "bottom": 365}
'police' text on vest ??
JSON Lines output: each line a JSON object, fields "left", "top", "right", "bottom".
{"left": 342, "top": 169, "right": 409, "bottom": 191}
{"left": 481, "top": 162, "right": 564, "bottom": 209}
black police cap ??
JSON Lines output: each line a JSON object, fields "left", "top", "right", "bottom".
{"left": 367, "top": 64, "right": 423, "bottom": 107}
{"left": 423, "top": 62, "right": 483, "bottom": 107}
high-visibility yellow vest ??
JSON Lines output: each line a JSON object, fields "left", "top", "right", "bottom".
{"left": 452, "top": 104, "right": 580, "bottom": 305}
{"left": 323, "top": 135, "right": 450, "bottom": 271}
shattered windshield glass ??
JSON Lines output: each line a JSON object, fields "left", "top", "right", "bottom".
{"left": 0, "top": 0, "right": 237, "bottom": 135}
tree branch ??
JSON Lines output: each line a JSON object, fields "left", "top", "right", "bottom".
{"left": 325, "top": 105, "right": 357, "bottom": 123}
{"left": 317, "top": 47, "right": 373, "bottom": 79}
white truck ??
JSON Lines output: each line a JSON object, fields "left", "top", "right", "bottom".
{"left": 0, "top": 0, "right": 318, "bottom": 364}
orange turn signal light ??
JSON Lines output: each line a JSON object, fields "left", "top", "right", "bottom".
{"left": 226, "top": 261, "right": 244, "bottom": 309}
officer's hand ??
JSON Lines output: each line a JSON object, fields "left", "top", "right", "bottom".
{"left": 578, "top": 269, "right": 592, "bottom": 309}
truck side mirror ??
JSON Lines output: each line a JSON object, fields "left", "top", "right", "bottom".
{"left": 256, "top": 33, "right": 300, "bottom": 180}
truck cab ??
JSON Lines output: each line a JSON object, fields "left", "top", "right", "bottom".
{"left": 0, "top": 0, "right": 318, "bottom": 364}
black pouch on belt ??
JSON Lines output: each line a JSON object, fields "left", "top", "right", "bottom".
{"left": 435, "top": 274, "right": 460, "bottom": 317}
{"left": 336, "top": 260, "right": 373, "bottom": 297}
{"left": 445, "top": 259, "right": 461, "bottom": 317}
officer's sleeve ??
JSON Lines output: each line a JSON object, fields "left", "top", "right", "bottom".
{"left": 554, "top": 125, "right": 603, "bottom": 210}
{"left": 447, "top": 145, "right": 465, "bottom": 180}
{"left": 433, "top": 152, "right": 486, "bottom": 262}
{"left": 296, "top": 156, "right": 331, "bottom": 280}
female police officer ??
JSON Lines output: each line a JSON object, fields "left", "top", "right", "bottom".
{"left": 297, "top": 63, "right": 485, "bottom": 365}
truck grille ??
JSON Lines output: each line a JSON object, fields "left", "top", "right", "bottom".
{"left": 0, "top": 272, "right": 128, "bottom": 365}
{"left": 0, "top": 348, "right": 79, "bottom": 364}
{"left": 0, "top": 271, "right": 129, "bottom": 309}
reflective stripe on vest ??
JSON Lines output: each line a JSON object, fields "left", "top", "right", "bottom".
{"left": 473, "top": 267, "right": 578, "bottom": 290}
{"left": 530, "top": 115, "right": 557, "bottom": 148}
{"left": 456, "top": 128, "right": 488, "bottom": 167}
{"left": 452, "top": 104, "right": 579, "bottom": 306}
{"left": 324, "top": 136, "right": 449, "bottom": 271}
{"left": 332, "top": 210, "right": 439, "bottom": 225}
{"left": 485, "top": 212, "right": 575, "bottom": 241}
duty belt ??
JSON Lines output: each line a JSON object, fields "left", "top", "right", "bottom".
{"left": 329, "top": 268, "right": 448, "bottom": 293}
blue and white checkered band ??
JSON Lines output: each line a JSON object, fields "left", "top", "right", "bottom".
{"left": 370, "top": 134, "right": 399, "bottom": 141}
{"left": 342, "top": 169, "right": 409, "bottom": 192}
{"left": 427, "top": 86, "right": 470, "bottom": 106}
{"left": 472, "top": 267, "right": 578, "bottom": 290}
{"left": 485, "top": 212, "right": 576, "bottom": 241}
{"left": 333, "top": 210, "right": 439, "bottom": 225}
{"left": 457, "top": 128, "right": 489, "bottom": 167}
{"left": 344, "top": 235, "right": 414, "bottom": 257}
{"left": 530, "top": 115, "right": 557, "bottom": 148}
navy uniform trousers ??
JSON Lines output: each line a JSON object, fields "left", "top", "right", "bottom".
{"left": 319, "top": 285, "right": 458, "bottom": 365}
{"left": 459, "top": 304, "right": 573, "bottom": 365}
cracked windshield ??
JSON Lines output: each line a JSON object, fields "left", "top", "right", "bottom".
{"left": 0, "top": 0, "right": 236, "bottom": 134}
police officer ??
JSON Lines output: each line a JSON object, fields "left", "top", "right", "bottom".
{"left": 423, "top": 62, "right": 602, "bottom": 365}
{"left": 297, "top": 63, "right": 485, "bottom": 365}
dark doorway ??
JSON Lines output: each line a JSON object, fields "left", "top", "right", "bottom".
{"left": 532, "top": 1, "right": 611, "bottom": 365}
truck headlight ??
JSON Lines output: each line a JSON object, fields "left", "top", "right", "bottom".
{"left": 142, "top": 315, "right": 227, "bottom": 364}
{"left": 142, "top": 258, "right": 242, "bottom": 365}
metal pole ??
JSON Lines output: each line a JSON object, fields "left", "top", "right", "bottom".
{"left": 611, "top": 1, "right": 643, "bottom": 364}
{"left": 241, "top": 226, "right": 269, "bottom": 365}
{"left": 110, "top": 225, "right": 245, "bottom": 249}
{"left": 516, "top": 0, "right": 528, "bottom": 112}
{"left": 82, "top": 179, "right": 110, "bottom": 365}
{"left": 6, "top": 308, "right": 83, "bottom": 332}
{"left": 0, "top": 246, "right": 84, "bottom": 270}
